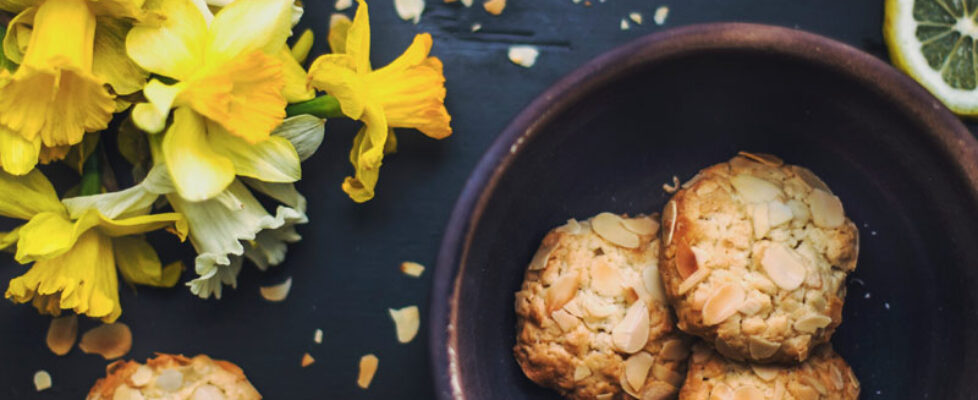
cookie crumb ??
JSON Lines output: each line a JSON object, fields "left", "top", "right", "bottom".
{"left": 620, "top": 19, "right": 630, "bottom": 30}
{"left": 471, "top": 22, "right": 482, "bottom": 32}
{"left": 654, "top": 6, "right": 669, "bottom": 25}
{"left": 314, "top": 329, "right": 323, "bottom": 344}
{"left": 394, "top": 0, "right": 425, "bottom": 24}
{"left": 400, "top": 261, "right": 426, "bottom": 277}
{"left": 301, "top": 353, "right": 315, "bottom": 367}
{"left": 259, "top": 277, "right": 293, "bottom": 302}
{"left": 389, "top": 306, "right": 421, "bottom": 343}
{"left": 508, "top": 45, "right": 539, "bottom": 68}
{"left": 357, "top": 354, "right": 379, "bottom": 389}
{"left": 34, "top": 370, "right": 51, "bottom": 392}
{"left": 629, "top": 12, "right": 643, "bottom": 24}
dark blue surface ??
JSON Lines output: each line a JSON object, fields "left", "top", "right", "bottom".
{"left": 0, "top": 1, "right": 975, "bottom": 399}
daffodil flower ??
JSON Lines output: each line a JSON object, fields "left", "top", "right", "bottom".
{"left": 125, "top": 0, "right": 307, "bottom": 202}
{"left": 307, "top": 0, "right": 452, "bottom": 202}
{"left": 0, "top": 168, "right": 188, "bottom": 322}
{"left": 0, "top": 0, "right": 148, "bottom": 175}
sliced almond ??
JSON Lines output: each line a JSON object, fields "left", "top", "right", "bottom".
{"left": 573, "top": 365, "right": 591, "bottom": 381}
{"left": 791, "top": 165, "right": 831, "bottom": 192}
{"left": 752, "top": 203, "right": 770, "bottom": 239}
{"left": 508, "top": 45, "right": 539, "bottom": 68}
{"left": 596, "top": 394, "right": 614, "bottom": 400}
{"left": 357, "top": 354, "right": 379, "bottom": 389}
{"left": 730, "top": 174, "right": 782, "bottom": 203}
{"left": 619, "top": 368, "right": 641, "bottom": 399}
{"left": 787, "top": 199, "right": 811, "bottom": 224}
{"left": 399, "top": 261, "right": 426, "bottom": 277}
{"left": 662, "top": 201, "right": 678, "bottom": 245}
{"left": 750, "top": 363, "right": 781, "bottom": 381}
{"left": 551, "top": 309, "right": 580, "bottom": 332}
{"left": 793, "top": 314, "right": 832, "bottom": 333}
{"left": 809, "top": 189, "right": 845, "bottom": 228}
{"left": 768, "top": 201, "right": 794, "bottom": 227}
{"left": 709, "top": 383, "right": 733, "bottom": 400}
{"left": 827, "top": 364, "right": 845, "bottom": 390}
{"left": 612, "top": 302, "right": 650, "bottom": 354}
{"left": 738, "top": 152, "right": 784, "bottom": 167}
{"left": 483, "top": 0, "right": 505, "bottom": 15}
{"left": 191, "top": 384, "right": 224, "bottom": 400}
{"left": 314, "top": 329, "right": 324, "bottom": 344}
{"left": 760, "top": 243, "right": 807, "bottom": 291}
{"left": 46, "top": 315, "right": 78, "bottom": 356}
{"left": 555, "top": 218, "right": 582, "bottom": 234}
{"left": 156, "top": 369, "right": 183, "bottom": 392}
{"left": 644, "top": 382, "right": 677, "bottom": 400}
{"left": 33, "top": 370, "right": 51, "bottom": 392}
{"left": 583, "top": 296, "right": 617, "bottom": 318}
{"left": 394, "top": 0, "right": 425, "bottom": 23}
{"left": 651, "top": 363, "right": 684, "bottom": 387}
{"left": 658, "top": 339, "right": 689, "bottom": 361}
{"left": 642, "top": 264, "right": 667, "bottom": 304}
{"left": 79, "top": 323, "right": 132, "bottom": 360}
{"left": 676, "top": 240, "right": 698, "bottom": 279}
{"left": 301, "top": 353, "right": 315, "bottom": 367}
{"left": 748, "top": 336, "right": 781, "bottom": 359}
{"left": 528, "top": 244, "right": 554, "bottom": 271}
{"left": 623, "top": 352, "right": 654, "bottom": 393}
{"left": 702, "top": 284, "right": 745, "bottom": 326}
{"left": 589, "top": 262, "right": 622, "bottom": 297}
{"left": 388, "top": 306, "right": 420, "bottom": 343}
{"left": 546, "top": 272, "right": 580, "bottom": 312}
{"left": 592, "top": 212, "right": 640, "bottom": 248}
{"left": 259, "top": 277, "right": 292, "bottom": 302}
{"left": 130, "top": 365, "right": 153, "bottom": 387}
{"left": 803, "top": 374, "right": 828, "bottom": 395}
{"left": 733, "top": 385, "right": 765, "bottom": 400}
{"left": 678, "top": 268, "right": 710, "bottom": 295}
{"left": 622, "top": 217, "right": 659, "bottom": 236}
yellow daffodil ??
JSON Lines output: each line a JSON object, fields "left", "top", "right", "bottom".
{"left": 307, "top": 0, "right": 452, "bottom": 202}
{"left": 0, "top": 168, "right": 187, "bottom": 322}
{"left": 0, "top": 0, "right": 148, "bottom": 175}
{"left": 126, "top": 0, "right": 304, "bottom": 201}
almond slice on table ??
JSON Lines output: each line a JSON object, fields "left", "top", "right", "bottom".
{"left": 730, "top": 174, "right": 782, "bottom": 203}
{"left": 702, "top": 284, "right": 745, "bottom": 326}
{"left": 483, "top": 0, "right": 505, "bottom": 15}
{"left": 79, "top": 323, "right": 132, "bottom": 360}
{"left": 394, "top": 0, "right": 425, "bottom": 24}
{"left": 301, "top": 353, "right": 315, "bottom": 367}
{"left": 760, "top": 243, "right": 807, "bottom": 291}
{"left": 33, "top": 370, "right": 51, "bottom": 392}
{"left": 399, "top": 261, "right": 426, "bottom": 277}
{"left": 808, "top": 189, "right": 845, "bottom": 228}
{"left": 46, "top": 314, "right": 78, "bottom": 356}
{"left": 622, "top": 352, "right": 654, "bottom": 395}
{"left": 314, "top": 328, "right": 324, "bottom": 344}
{"left": 358, "top": 354, "right": 379, "bottom": 389}
{"left": 508, "top": 45, "right": 539, "bottom": 68}
{"left": 612, "top": 302, "right": 650, "bottom": 354}
{"left": 259, "top": 277, "right": 292, "bottom": 302}
{"left": 592, "top": 212, "right": 640, "bottom": 248}
{"left": 388, "top": 306, "right": 421, "bottom": 343}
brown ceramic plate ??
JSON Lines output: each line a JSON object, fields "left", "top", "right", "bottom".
{"left": 430, "top": 23, "right": 978, "bottom": 399}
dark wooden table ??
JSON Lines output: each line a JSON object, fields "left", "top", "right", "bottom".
{"left": 0, "top": 0, "right": 968, "bottom": 398}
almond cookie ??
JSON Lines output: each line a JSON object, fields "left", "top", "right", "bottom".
{"left": 514, "top": 213, "right": 691, "bottom": 400}
{"left": 679, "top": 342, "right": 860, "bottom": 400}
{"left": 659, "top": 153, "right": 858, "bottom": 363}
{"left": 86, "top": 354, "right": 261, "bottom": 400}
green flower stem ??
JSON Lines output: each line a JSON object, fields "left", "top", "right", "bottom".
{"left": 80, "top": 141, "right": 102, "bottom": 196}
{"left": 286, "top": 95, "right": 345, "bottom": 119}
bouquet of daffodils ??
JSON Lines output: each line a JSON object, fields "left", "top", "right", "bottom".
{"left": 0, "top": 0, "right": 451, "bottom": 323}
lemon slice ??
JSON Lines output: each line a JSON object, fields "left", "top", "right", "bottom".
{"left": 885, "top": 0, "right": 978, "bottom": 116}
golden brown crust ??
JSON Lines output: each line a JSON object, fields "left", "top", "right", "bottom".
{"left": 86, "top": 353, "right": 261, "bottom": 400}
{"left": 514, "top": 214, "right": 691, "bottom": 400}
{"left": 660, "top": 154, "right": 859, "bottom": 363}
{"left": 679, "top": 342, "right": 860, "bottom": 400}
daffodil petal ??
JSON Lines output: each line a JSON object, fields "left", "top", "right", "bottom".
{"left": 347, "top": 0, "right": 371, "bottom": 72}
{"left": 132, "top": 79, "right": 183, "bottom": 133}
{"left": 6, "top": 229, "right": 122, "bottom": 322}
{"left": 277, "top": 48, "right": 315, "bottom": 103}
{"left": 93, "top": 17, "right": 149, "bottom": 95}
{"left": 62, "top": 165, "right": 172, "bottom": 220}
{"left": 95, "top": 211, "right": 187, "bottom": 239}
{"left": 15, "top": 211, "right": 90, "bottom": 263}
{"left": 373, "top": 32, "right": 432, "bottom": 75}
{"left": 327, "top": 13, "right": 351, "bottom": 54}
{"left": 62, "top": 132, "right": 100, "bottom": 174}
{"left": 369, "top": 54, "right": 452, "bottom": 138}
{"left": 163, "top": 107, "right": 235, "bottom": 201}
{"left": 0, "top": 226, "right": 21, "bottom": 252}
{"left": 85, "top": 0, "right": 146, "bottom": 19}
{"left": 126, "top": 0, "right": 206, "bottom": 81}
{"left": 0, "top": 124, "right": 40, "bottom": 175}
{"left": 0, "top": 168, "right": 62, "bottom": 219}
{"left": 291, "top": 28, "right": 313, "bottom": 64}
{"left": 2, "top": 7, "right": 34, "bottom": 65}
{"left": 113, "top": 236, "right": 181, "bottom": 287}
{"left": 240, "top": 179, "right": 306, "bottom": 210}
{"left": 341, "top": 126, "right": 381, "bottom": 203}
{"left": 271, "top": 115, "right": 324, "bottom": 161}
{"left": 206, "top": 0, "right": 292, "bottom": 66}
{"left": 38, "top": 145, "right": 69, "bottom": 164}
{"left": 358, "top": 104, "right": 389, "bottom": 168}
{"left": 307, "top": 54, "right": 367, "bottom": 119}
{"left": 0, "top": 0, "right": 34, "bottom": 13}
{"left": 207, "top": 122, "right": 300, "bottom": 183}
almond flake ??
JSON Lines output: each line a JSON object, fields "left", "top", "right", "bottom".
{"left": 483, "top": 0, "right": 505, "bottom": 15}
{"left": 130, "top": 365, "right": 153, "bottom": 387}
{"left": 357, "top": 354, "right": 379, "bottom": 389}
{"left": 658, "top": 339, "right": 688, "bottom": 361}
{"left": 589, "top": 262, "right": 623, "bottom": 297}
{"left": 46, "top": 315, "right": 78, "bottom": 356}
{"left": 156, "top": 369, "right": 183, "bottom": 392}
{"left": 612, "top": 302, "right": 650, "bottom": 354}
{"left": 642, "top": 264, "right": 666, "bottom": 304}
{"left": 259, "top": 277, "right": 292, "bottom": 302}
{"left": 621, "top": 216, "right": 659, "bottom": 236}
{"left": 335, "top": 0, "right": 353, "bottom": 10}
{"left": 748, "top": 336, "right": 781, "bottom": 359}
{"left": 33, "top": 370, "right": 51, "bottom": 392}
{"left": 676, "top": 240, "right": 699, "bottom": 279}
{"left": 573, "top": 365, "right": 591, "bottom": 381}
{"left": 546, "top": 272, "right": 580, "bottom": 312}
{"left": 79, "top": 322, "right": 132, "bottom": 360}
{"left": 388, "top": 306, "right": 421, "bottom": 343}
{"left": 629, "top": 12, "right": 643, "bottom": 24}
{"left": 791, "top": 165, "right": 831, "bottom": 192}
{"left": 460, "top": 0, "right": 472, "bottom": 5}
{"left": 394, "top": 0, "right": 425, "bottom": 24}
{"left": 619, "top": 370, "right": 641, "bottom": 399}
{"left": 737, "top": 152, "right": 784, "bottom": 167}
{"left": 662, "top": 200, "right": 678, "bottom": 245}
{"left": 301, "top": 353, "right": 315, "bottom": 367}
{"left": 751, "top": 202, "right": 770, "bottom": 239}
{"left": 809, "top": 188, "right": 845, "bottom": 228}
{"left": 793, "top": 313, "right": 832, "bottom": 333}
{"left": 620, "top": 19, "right": 630, "bottom": 30}
{"left": 731, "top": 174, "right": 782, "bottom": 203}
{"left": 653, "top": 6, "right": 669, "bottom": 25}
{"left": 760, "top": 243, "right": 806, "bottom": 290}
{"left": 733, "top": 385, "right": 765, "bottom": 400}
{"left": 623, "top": 352, "right": 654, "bottom": 394}
{"left": 710, "top": 383, "right": 733, "bottom": 400}
{"left": 702, "top": 284, "right": 745, "bottom": 326}
{"left": 551, "top": 309, "right": 580, "bottom": 332}
{"left": 555, "top": 218, "right": 582, "bottom": 234}
{"left": 592, "top": 212, "right": 640, "bottom": 248}
{"left": 750, "top": 363, "right": 780, "bottom": 381}
{"left": 471, "top": 22, "right": 482, "bottom": 32}
{"left": 827, "top": 364, "right": 845, "bottom": 390}
{"left": 677, "top": 267, "right": 710, "bottom": 295}
{"left": 314, "top": 329, "right": 324, "bottom": 344}
{"left": 528, "top": 244, "right": 554, "bottom": 271}
{"left": 508, "top": 45, "right": 539, "bottom": 68}
{"left": 787, "top": 199, "right": 810, "bottom": 224}
{"left": 400, "top": 261, "right": 426, "bottom": 277}
{"left": 768, "top": 201, "right": 793, "bottom": 227}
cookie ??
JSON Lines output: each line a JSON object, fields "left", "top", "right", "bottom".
{"left": 514, "top": 213, "right": 691, "bottom": 400}
{"left": 679, "top": 342, "right": 860, "bottom": 400}
{"left": 659, "top": 153, "right": 859, "bottom": 363}
{"left": 86, "top": 354, "right": 261, "bottom": 400}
